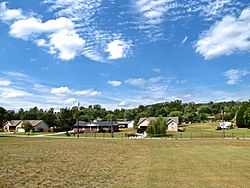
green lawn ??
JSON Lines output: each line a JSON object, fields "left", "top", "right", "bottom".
{"left": 1, "top": 137, "right": 250, "bottom": 187}
{"left": 174, "top": 122, "right": 250, "bottom": 139}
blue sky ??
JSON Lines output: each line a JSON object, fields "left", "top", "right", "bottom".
{"left": 0, "top": 0, "right": 249, "bottom": 110}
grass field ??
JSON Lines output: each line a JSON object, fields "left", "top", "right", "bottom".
{"left": 1, "top": 137, "right": 250, "bottom": 187}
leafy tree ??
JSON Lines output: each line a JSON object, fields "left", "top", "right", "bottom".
{"left": 21, "top": 111, "right": 38, "bottom": 120}
{"left": 146, "top": 117, "right": 167, "bottom": 135}
{"left": 22, "top": 121, "right": 33, "bottom": 133}
{"left": 40, "top": 112, "right": 57, "bottom": 127}
{"left": 0, "top": 107, "right": 7, "bottom": 130}
{"left": 197, "top": 105, "right": 211, "bottom": 115}
{"left": 199, "top": 113, "right": 208, "bottom": 121}
{"left": 79, "top": 115, "right": 90, "bottom": 122}
{"left": 105, "top": 114, "right": 117, "bottom": 121}
{"left": 243, "top": 107, "right": 250, "bottom": 127}
{"left": 223, "top": 113, "right": 235, "bottom": 121}
{"left": 169, "top": 111, "right": 183, "bottom": 124}
{"left": 236, "top": 102, "right": 249, "bottom": 128}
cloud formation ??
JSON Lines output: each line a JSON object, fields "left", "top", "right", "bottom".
{"left": 0, "top": 2, "right": 24, "bottom": 21}
{"left": 0, "top": 78, "right": 11, "bottom": 86}
{"left": 223, "top": 68, "right": 249, "bottom": 85}
{"left": 107, "top": 80, "right": 122, "bottom": 87}
{"left": 9, "top": 16, "right": 85, "bottom": 61}
{"left": 195, "top": 8, "right": 250, "bottom": 59}
{"left": 106, "top": 40, "right": 131, "bottom": 60}
{"left": 125, "top": 78, "right": 146, "bottom": 86}
{"left": 51, "top": 87, "right": 71, "bottom": 96}
{"left": 75, "top": 89, "right": 101, "bottom": 96}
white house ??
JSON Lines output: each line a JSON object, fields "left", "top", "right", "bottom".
{"left": 137, "top": 117, "right": 179, "bottom": 132}
{"left": 128, "top": 120, "right": 134, "bottom": 129}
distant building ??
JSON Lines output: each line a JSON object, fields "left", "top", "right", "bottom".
{"left": 117, "top": 120, "right": 134, "bottom": 128}
{"left": 73, "top": 121, "right": 119, "bottom": 133}
{"left": 3, "top": 120, "right": 49, "bottom": 132}
{"left": 137, "top": 117, "right": 179, "bottom": 132}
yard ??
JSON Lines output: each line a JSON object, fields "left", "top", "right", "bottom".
{"left": 1, "top": 137, "right": 250, "bottom": 187}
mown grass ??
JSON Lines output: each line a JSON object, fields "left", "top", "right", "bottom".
{"left": 1, "top": 137, "right": 250, "bottom": 187}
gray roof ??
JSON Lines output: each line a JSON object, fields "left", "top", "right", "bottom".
{"left": 7, "top": 120, "right": 22, "bottom": 127}
{"left": 138, "top": 117, "right": 179, "bottom": 126}
{"left": 23, "top": 120, "right": 47, "bottom": 127}
{"left": 75, "top": 121, "right": 118, "bottom": 127}
{"left": 4, "top": 120, "right": 47, "bottom": 127}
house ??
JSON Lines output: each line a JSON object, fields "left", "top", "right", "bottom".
{"left": 137, "top": 117, "right": 179, "bottom": 132}
{"left": 3, "top": 120, "right": 49, "bottom": 132}
{"left": 117, "top": 120, "right": 134, "bottom": 129}
{"left": 73, "top": 121, "right": 119, "bottom": 133}
{"left": 167, "top": 118, "right": 179, "bottom": 132}
{"left": 3, "top": 120, "right": 22, "bottom": 132}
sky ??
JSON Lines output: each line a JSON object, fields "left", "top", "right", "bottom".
{"left": 0, "top": 0, "right": 250, "bottom": 110}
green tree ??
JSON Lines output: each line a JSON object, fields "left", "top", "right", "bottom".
{"left": 40, "top": 112, "right": 57, "bottom": 127}
{"left": 0, "top": 107, "right": 7, "bottom": 130}
{"left": 169, "top": 111, "right": 183, "bottom": 124}
{"left": 243, "top": 107, "right": 250, "bottom": 127}
{"left": 105, "top": 114, "right": 117, "bottom": 121}
{"left": 22, "top": 121, "right": 33, "bottom": 133}
{"left": 236, "top": 102, "right": 249, "bottom": 128}
{"left": 146, "top": 117, "right": 167, "bottom": 135}
{"left": 199, "top": 113, "right": 208, "bottom": 121}
{"left": 79, "top": 115, "right": 90, "bottom": 122}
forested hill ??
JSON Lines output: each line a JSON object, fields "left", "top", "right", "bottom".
{"left": 0, "top": 100, "right": 250, "bottom": 129}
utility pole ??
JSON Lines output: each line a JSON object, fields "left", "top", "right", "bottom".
{"left": 77, "top": 102, "right": 80, "bottom": 138}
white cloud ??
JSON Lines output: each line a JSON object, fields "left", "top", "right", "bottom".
{"left": 223, "top": 69, "right": 249, "bottom": 85}
{"left": 118, "top": 101, "right": 130, "bottom": 107}
{"left": 64, "top": 97, "right": 77, "bottom": 105}
{"left": 51, "top": 86, "right": 71, "bottom": 96}
{"left": 106, "top": 40, "right": 131, "bottom": 60}
{"left": 134, "top": 0, "right": 176, "bottom": 40}
{"left": 125, "top": 78, "right": 146, "bottom": 86}
{"left": 195, "top": 8, "right": 250, "bottom": 59}
{"left": 8, "top": 16, "right": 85, "bottom": 61}
{"left": 201, "top": 0, "right": 232, "bottom": 20}
{"left": 9, "top": 17, "right": 74, "bottom": 39}
{"left": 152, "top": 68, "right": 161, "bottom": 73}
{"left": 181, "top": 36, "right": 188, "bottom": 44}
{"left": 0, "top": 2, "right": 25, "bottom": 21}
{"left": 107, "top": 80, "right": 122, "bottom": 87}
{"left": 1, "top": 88, "right": 31, "bottom": 98}
{"left": 148, "top": 77, "right": 162, "bottom": 84}
{"left": 0, "top": 78, "right": 11, "bottom": 86}
{"left": 3, "top": 71, "right": 28, "bottom": 78}
{"left": 75, "top": 89, "right": 101, "bottom": 96}
{"left": 48, "top": 29, "right": 85, "bottom": 60}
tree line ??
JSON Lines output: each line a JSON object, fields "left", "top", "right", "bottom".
{"left": 0, "top": 100, "right": 249, "bottom": 130}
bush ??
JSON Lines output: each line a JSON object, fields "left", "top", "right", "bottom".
{"left": 65, "top": 131, "right": 70, "bottom": 136}
{"left": 150, "top": 133, "right": 173, "bottom": 137}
